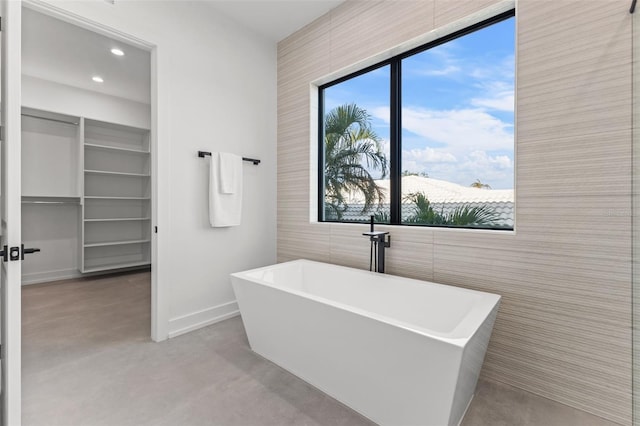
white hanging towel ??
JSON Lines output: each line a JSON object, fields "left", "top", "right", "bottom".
{"left": 209, "top": 152, "right": 243, "bottom": 227}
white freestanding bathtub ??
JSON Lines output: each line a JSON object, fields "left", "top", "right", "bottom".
{"left": 230, "top": 259, "right": 500, "bottom": 426}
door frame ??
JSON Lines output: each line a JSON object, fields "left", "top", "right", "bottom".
{"left": 22, "top": 0, "right": 168, "bottom": 341}
{"left": 1, "top": 1, "right": 23, "bottom": 424}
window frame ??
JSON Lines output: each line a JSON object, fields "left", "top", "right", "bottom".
{"left": 318, "top": 8, "right": 515, "bottom": 230}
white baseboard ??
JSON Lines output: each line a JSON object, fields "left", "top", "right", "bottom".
{"left": 168, "top": 301, "right": 239, "bottom": 338}
{"left": 21, "top": 268, "right": 83, "bottom": 285}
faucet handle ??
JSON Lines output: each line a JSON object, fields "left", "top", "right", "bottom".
{"left": 362, "top": 231, "right": 389, "bottom": 237}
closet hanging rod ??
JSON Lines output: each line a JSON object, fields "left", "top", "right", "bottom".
{"left": 21, "top": 113, "right": 79, "bottom": 126}
{"left": 197, "top": 151, "right": 260, "bottom": 165}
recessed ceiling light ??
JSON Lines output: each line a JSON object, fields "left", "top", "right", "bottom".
{"left": 92, "top": 76, "right": 104, "bottom": 83}
{"left": 111, "top": 48, "right": 124, "bottom": 56}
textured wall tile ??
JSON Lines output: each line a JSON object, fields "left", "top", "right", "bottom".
{"left": 278, "top": 223, "right": 332, "bottom": 263}
{"left": 276, "top": 0, "right": 633, "bottom": 424}
{"left": 434, "top": 0, "right": 501, "bottom": 28}
{"left": 633, "top": 6, "right": 640, "bottom": 426}
{"left": 329, "top": 1, "right": 435, "bottom": 73}
{"left": 517, "top": 137, "right": 631, "bottom": 197}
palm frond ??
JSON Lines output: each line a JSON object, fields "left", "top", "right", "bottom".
{"left": 444, "top": 205, "right": 498, "bottom": 226}
{"left": 323, "top": 103, "right": 388, "bottom": 216}
{"left": 403, "top": 191, "right": 499, "bottom": 227}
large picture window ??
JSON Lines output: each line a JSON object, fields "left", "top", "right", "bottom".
{"left": 318, "top": 11, "right": 515, "bottom": 230}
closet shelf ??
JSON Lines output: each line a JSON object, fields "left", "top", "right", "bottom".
{"left": 84, "top": 239, "right": 151, "bottom": 248}
{"left": 23, "top": 200, "right": 77, "bottom": 205}
{"left": 83, "top": 261, "right": 150, "bottom": 274}
{"left": 22, "top": 196, "right": 81, "bottom": 205}
{"left": 84, "top": 196, "right": 150, "bottom": 200}
{"left": 84, "top": 142, "right": 150, "bottom": 154}
{"left": 84, "top": 169, "right": 150, "bottom": 177}
{"left": 84, "top": 217, "right": 151, "bottom": 222}
{"left": 22, "top": 195, "right": 81, "bottom": 200}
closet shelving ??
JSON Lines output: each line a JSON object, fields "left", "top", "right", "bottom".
{"left": 84, "top": 142, "right": 150, "bottom": 154}
{"left": 20, "top": 107, "right": 152, "bottom": 281}
{"left": 82, "top": 119, "right": 151, "bottom": 273}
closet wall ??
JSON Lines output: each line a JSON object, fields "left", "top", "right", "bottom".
{"left": 22, "top": 75, "right": 150, "bottom": 130}
{"left": 21, "top": 109, "right": 81, "bottom": 283}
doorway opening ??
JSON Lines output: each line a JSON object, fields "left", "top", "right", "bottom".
{"left": 19, "top": 5, "right": 158, "bottom": 422}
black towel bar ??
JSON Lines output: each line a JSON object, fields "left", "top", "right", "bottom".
{"left": 198, "top": 151, "right": 260, "bottom": 165}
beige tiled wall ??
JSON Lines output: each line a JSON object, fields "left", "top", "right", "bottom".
{"left": 277, "top": 1, "right": 632, "bottom": 424}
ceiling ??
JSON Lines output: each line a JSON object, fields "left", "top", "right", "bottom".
{"left": 22, "top": 7, "right": 151, "bottom": 104}
{"left": 21, "top": 1, "right": 342, "bottom": 105}
{"left": 204, "top": 0, "right": 343, "bottom": 42}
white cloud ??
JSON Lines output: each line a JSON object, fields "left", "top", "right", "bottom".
{"left": 404, "top": 147, "right": 457, "bottom": 164}
{"left": 403, "top": 149, "right": 514, "bottom": 189}
{"left": 406, "top": 42, "right": 464, "bottom": 78}
{"left": 470, "top": 54, "right": 514, "bottom": 81}
{"left": 370, "top": 105, "right": 514, "bottom": 189}
{"left": 365, "top": 50, "right": 516, "bottom": 189}
{"left": 398, "top": 107, "right": 513, "bottom": 153}
{"left": 471, "top": 91, "right": 514, "bottom": 112}
{"left": 420, "top": 65, "right": 461, "bottom": 76}
{"left": 463, "top": 150, "right": 513, "bottom": 171}
{"left": 399, "top": 107, "right": 514, "bottom": 188}
{"left": 457, "top": 151, "right": 514, "bottom": 189}
{"left": 402, "top": 147, "right": 457, "bottom": 179}
{"left": 471, "top": 80, "right": 514, "bottom": 112}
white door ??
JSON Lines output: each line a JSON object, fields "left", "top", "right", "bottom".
{"left": 0, "top": 1, "right": 21, "bottom": 424}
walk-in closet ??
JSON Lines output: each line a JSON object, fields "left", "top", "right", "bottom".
{"left": 21, "top": 110, "right": 151, "bottom": 282}
{"left": 21, "top": 6, "right": 152, "bottom": 317}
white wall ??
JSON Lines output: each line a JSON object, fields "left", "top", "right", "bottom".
{"left": 22, "top": 75, "right": 150, "bottom": 129}
{"left": 34, "top": 0, "right": 277, "bottom": 339}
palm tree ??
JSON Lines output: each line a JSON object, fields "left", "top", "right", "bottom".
{"left": 445, "top": 204, "right": 499, "bottom": 226}
{"left": 403, "top": 192, "right": 499, "bottom": 227}
{"left": 470, "top": 179, "right": 491, "bottom": 189}
{"left": 323, "top": 103, "right": 388, "bottom": 219}
{"left": 403, "top": 192, "right": 447, "bottom": 225}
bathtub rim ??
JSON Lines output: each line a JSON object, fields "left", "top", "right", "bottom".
{"left": 231, "top": 259, "right": 500, "bottom": 347}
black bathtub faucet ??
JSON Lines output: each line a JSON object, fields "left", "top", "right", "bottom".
{"left": 362, "top": 215, "right": 391, "bottom": 273}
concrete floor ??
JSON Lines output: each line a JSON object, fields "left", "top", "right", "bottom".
{"left": 22, "top": 271, "right": 621, "bottom": 426}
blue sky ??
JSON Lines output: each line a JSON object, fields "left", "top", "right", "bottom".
{"left": 324, "top": 17, "right": 515, "bottom": 189}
